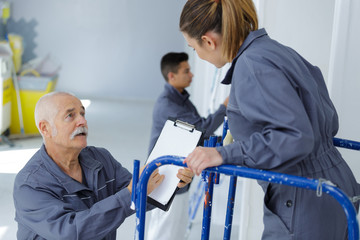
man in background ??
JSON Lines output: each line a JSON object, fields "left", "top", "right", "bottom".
{"left": 146, "top": 52, "right": 228, "bottom": 240}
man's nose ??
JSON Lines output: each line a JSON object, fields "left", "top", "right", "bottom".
{"left": 77, "top": 115, "right": 87, "bottom": 126}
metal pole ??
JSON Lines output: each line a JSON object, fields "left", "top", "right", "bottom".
{"left": 333, "top": 137, "right": 360, "bottom": 150}
{"left": 132, "top": 160, "right": 140, "bottom": 240}
{"left": 223, "top": 176, "right": 237, "bottom": 240}
{"left": 201, "top": 171, "right": 215, "bottom": 240}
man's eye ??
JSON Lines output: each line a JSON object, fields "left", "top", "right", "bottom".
{"left": 67, "top": 113, "right": 73, "bottom": 118}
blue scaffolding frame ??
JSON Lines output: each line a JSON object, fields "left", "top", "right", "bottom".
{"left": 132, "top": 137, "right": 360, "bottom": 240}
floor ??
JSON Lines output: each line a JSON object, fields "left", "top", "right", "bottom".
{"left": 0, "top": 98, "right": 238, "bottom": 240}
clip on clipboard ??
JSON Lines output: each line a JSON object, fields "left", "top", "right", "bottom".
{"left": 146, "top": 118, "right": 203, "bottom": 211}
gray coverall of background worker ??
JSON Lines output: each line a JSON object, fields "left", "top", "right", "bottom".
{"left": 216, "top": 28, "right": 360, "bottom": 240}
{"left": 149, "top": 83, "right": 226, "bottom": 153}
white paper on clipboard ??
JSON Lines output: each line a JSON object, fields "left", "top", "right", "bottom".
{"left": 146, "top": 119, "right": 202, "bottom": 208}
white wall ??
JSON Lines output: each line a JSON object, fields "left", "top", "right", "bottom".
{"left": 327, "top": 0, "right": 360, "bottom": 182}
{"left": 9, "top": 0, "right": 187, "bottom": 101}
{"left": 261, "top": 0, "right": 335, "bottom": 82}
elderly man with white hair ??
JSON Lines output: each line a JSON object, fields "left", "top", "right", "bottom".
{"left": 13, "top": 92, "right": 193, "bottom": 240}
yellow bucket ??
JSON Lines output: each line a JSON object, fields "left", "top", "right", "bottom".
{"left": 10, "top": 75, "right": 58, "bottom": 135}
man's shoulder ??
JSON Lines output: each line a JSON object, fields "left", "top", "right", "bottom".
{"left": 154, "top": 87, "right": 184, "bottom": 110}
{"left": 155, "top": 84, "right": 182, "bottom": 103}
{"left": 15, "top": 150, "right": 49, "bottom": 186}
{"left": 154, "top": 95, "right": 177, "bottom": 110}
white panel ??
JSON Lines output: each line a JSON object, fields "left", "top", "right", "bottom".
{"left": 262, "top": 0, "right": 335, "bottom": 82}
{"left": 328, "top": 0, "right": 360, "bottom": 182}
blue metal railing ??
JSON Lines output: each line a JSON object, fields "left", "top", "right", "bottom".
{"left": 333, "top": 137, "right": 360, "bottom": 151}
{"left": 132, "top": 137, "right": 360, "bottom": 240}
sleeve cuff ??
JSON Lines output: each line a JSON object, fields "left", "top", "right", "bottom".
{"left": 115, "top": 188, "right": 135, "bottom": 216}
{"left": 216, "top": 143, "right": 244, "bottom": 166}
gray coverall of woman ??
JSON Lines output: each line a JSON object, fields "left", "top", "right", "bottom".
{"left": 216, "top": 28, "right": 360, "bottom": 239}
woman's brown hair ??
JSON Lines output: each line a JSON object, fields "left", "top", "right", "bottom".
{"left": 180, "top": 0, "right": 258, "bottom": 62}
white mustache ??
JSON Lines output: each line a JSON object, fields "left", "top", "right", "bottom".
{"left": 70, "top": 127, "right": 88, "bottom": 140}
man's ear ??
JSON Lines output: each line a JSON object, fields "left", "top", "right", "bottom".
{"left": 201, "top": 32, "right": 217, "bottom": 50}
{"left": 39, "top": 121, "right": 51, "bottom": 137}
{"left": 168, "top": 72, "right": 175, "bottom": 83}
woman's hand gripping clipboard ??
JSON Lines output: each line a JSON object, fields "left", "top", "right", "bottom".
{"left": 145, "top": 119, "right": 203, "bottom": 211}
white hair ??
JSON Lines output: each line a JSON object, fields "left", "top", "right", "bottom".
{"left": 34, "top": 91, "right": 75, "bottom": 138}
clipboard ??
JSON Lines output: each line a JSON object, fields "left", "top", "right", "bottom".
{"left": 146, "top": 118, "right": 203, "bottom": 211}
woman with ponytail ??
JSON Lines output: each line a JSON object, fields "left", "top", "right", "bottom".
{"left": 180, "top": 0, "right": 359, "bottom": 239}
